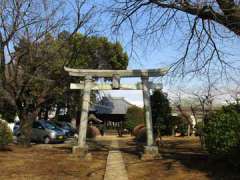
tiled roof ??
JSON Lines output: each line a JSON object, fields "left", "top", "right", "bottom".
{"left": 92, "top": 96, "right": 133, "bottom": 115}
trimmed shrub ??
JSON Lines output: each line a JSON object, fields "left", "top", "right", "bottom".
{"left": 204, "top": 106, "right": 240, "bottom": 167}
{"left": 0, "top": 120, "right": 13, "bottom": 150}
{"left": 87, "top": 126, "right": 100, "bottom": 139}
{"left": 133, "top": 124, "right": 145, "bottom": 136}
{"left": 135, "top": 127, "right": 146, "bottom": 143}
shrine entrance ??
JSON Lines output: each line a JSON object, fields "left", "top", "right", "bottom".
{"left": 64, "top": 67, "right": 168, "bottom": 158}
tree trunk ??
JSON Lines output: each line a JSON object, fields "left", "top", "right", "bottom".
{"left": 187, "top": 124, "right": 191, "bottom": 136}
{"left": 156, "top": 128, "right": 163, "bottom": 147}
{"left": 18, "top": 110, "right": 37, "bottom": 147}
{"left": 76, "top": 106, "right": 80, "bottom": 129}
{"left": 118, "top": 121, "right": 123, "bottom": 137}
{"left": 44, "top": 106, "right": 49, "bottom": 120}
{"left": 0, "top": 35, "right": 6, "bottom": 88}
{"left": 172, "top": 127, "right": 175, "bottom": 136}
{"left": 177, "top": 105, "right": 193, "bottom": 135}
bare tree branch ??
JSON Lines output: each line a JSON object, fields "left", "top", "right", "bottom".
{"left": 109, "top": 0, "right": 240, "bottom": 76}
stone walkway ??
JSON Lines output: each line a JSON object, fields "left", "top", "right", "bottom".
{"left": 104, "top": 140, "right": 128, "bottom": 180}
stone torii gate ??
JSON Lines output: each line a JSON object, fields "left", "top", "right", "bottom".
{"left": 64, "top": 67, "right": 168, "bottom": 158}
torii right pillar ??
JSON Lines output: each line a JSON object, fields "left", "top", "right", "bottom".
{"left": 141, "top": 76, "right": 162, "bottom": 160}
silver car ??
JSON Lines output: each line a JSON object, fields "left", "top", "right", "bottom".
{"left": 15, "top": 120, "right": 66, "bottom": 144}
{"left": 32, "top": 120, "right": 66, "bottom": 144}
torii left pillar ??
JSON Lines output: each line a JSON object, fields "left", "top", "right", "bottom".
{"left": 72, "top": 76, "right": 92, "bottom": 158}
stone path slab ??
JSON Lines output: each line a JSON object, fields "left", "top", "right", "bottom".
{"left": 104, "top": 141, "right": 128, "bottom": 180}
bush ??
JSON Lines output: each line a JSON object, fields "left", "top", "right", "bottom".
{"left": 86, "top": 126, "right": 100, "bottom": 139}
{"left": 0, "top": 120, "right": 13, "bottom": 150}
{"left": 170, "top": 115, "right": 188, "bottom": 135}
{"left": 204, "top": 106, "right": 240, "bottom": 167}
{"left": 0, "top": 101, "right": 17, "bottom": 122}
{"left": 195, "top": 121, "right": 204, "bottom": 136}
{"left": 176, "top": 121, "right": 188, "bottom": 135}
{"left": 135, "top": 127, "right": 146, "bottom": 143}
{"left": 133, "top": 124, "right": 145, "bottom": 136}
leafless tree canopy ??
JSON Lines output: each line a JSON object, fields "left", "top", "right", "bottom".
{"left": 109, "top": 0, "right": 240, "bottom": 75}
{"left": 0, "top": 0, "right": 96, "bottom": 106}
{"left": 0, "top": 0, "right": 96, "bottom": 146}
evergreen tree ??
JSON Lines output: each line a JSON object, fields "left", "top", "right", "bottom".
{"left": 125, "top": 106, "right": 144, "bottom": 133}
{"left": 2, "top": 32, "right": 128, "bottom": 146}
{"left": 151, "top": 90, "right": 172, "bottom": 136}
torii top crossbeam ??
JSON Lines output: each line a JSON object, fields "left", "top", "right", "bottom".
{"left": 64, "top": 67, "right": 169, "bottom": 77}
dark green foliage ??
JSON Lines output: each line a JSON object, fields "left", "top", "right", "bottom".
{"left": 67, "top": 35, "right": 128, "bottom": 70}
{"left": 125, "top": 106, "right": 144, "bottom": 132}
{"left": 151, "top": 90, "right": 172, "bottom": 135}
{"left": 135, "top": 127, "right": 147, "bottom": 143}
{"left": 204, "top": 103, "right": 240, "bottom": 167}
{"left": 222, "top": 103, "right": 240, "bottom": 113}
{"left": 170, "top": 116, "right": 188, "bottom": 135}
{"left": 9, "top": 32, "right": 128, "bottom": 145}
{"left": 35, "top": 33, "right": 128, "bottom": 118}
{"left": 0, "top": 120, "right": 13, "bottom": 150}
{"left": 0, "top": 101, "right": 16, "bottom": 122}
{"left": 195, "top": 121, "right": 204, "bottom": 136}
{"left": 15, "top": 33, "right": 129, "bottom": 108}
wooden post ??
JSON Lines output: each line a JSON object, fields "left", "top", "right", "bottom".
{"left": 141, "top": 76, "right": 154, "bottom": 146}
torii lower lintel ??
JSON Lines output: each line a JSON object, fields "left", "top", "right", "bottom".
{"left": 70, "top": 82, "right": 163, "bottom": 90}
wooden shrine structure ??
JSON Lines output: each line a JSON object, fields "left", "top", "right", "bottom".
{"left": 90, "top": 96, "right": 133, "bottom": 137}
{"left": 64, "top": 67, "right": 168, "bottom": 158}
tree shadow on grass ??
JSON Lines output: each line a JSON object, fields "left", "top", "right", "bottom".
{"left": 119, "top": 138, "right": 240, "bottom": 180}
{"left": 160, "top": 150, "right": 240, "bottom": 180}
{"left": 0, "top": 147, "right": 12, "bottom": 152}
{"left": 88, "top": 139, "right": 113, "bottom": 152}
{"left": 48, "top": 138, "right": 112, "bottom": 153}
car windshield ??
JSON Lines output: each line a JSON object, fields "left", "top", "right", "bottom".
{"left": 57, "top": 122, "right": 71, "bottom": 129}
{"left": 42, "top": 121, "right": 58, "bottom": 130}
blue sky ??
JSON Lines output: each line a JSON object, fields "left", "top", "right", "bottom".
{"left": 2, "top": 0, "right": 240, "bottom": 107}
{"left": 5, "top": 0, "right": 238, "bottom": 107}
{"left": 80, "top": 0, "right": 240, "bottom": 106}
{"left": 103, "top": 39, "right": 240, "bottom": 107}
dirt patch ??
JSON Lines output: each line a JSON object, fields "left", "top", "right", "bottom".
{"left": 0, "top": 142, "right": 108, "bottom": 180}
{"left": 2, "top": 136, "right": 239, "bottom": 180}
{"left": 120, "top": 136, "right": 240, "bottom": 180}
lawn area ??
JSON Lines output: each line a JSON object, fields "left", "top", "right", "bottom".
{"left": 1, "top": 136, "right": 240, "bottom": 180}
{"left": 0, "top": 142, "right": 108, "bottom": 180}
{"left": 120, "top": 136, "right": 240, "bottom": 180}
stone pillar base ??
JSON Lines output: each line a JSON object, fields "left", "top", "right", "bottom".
{"left": 141, "top": 146, "right": 162, "bottom": 160}
{"left": 72, "top": 145, "right": 92, "bottom": 160}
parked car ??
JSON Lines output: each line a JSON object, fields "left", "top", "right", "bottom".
{"left": 14, "top": 120, "right": 66, "bottom": 144}
{"left": 53, "top": 121, "right": 77, "bottom": 137}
